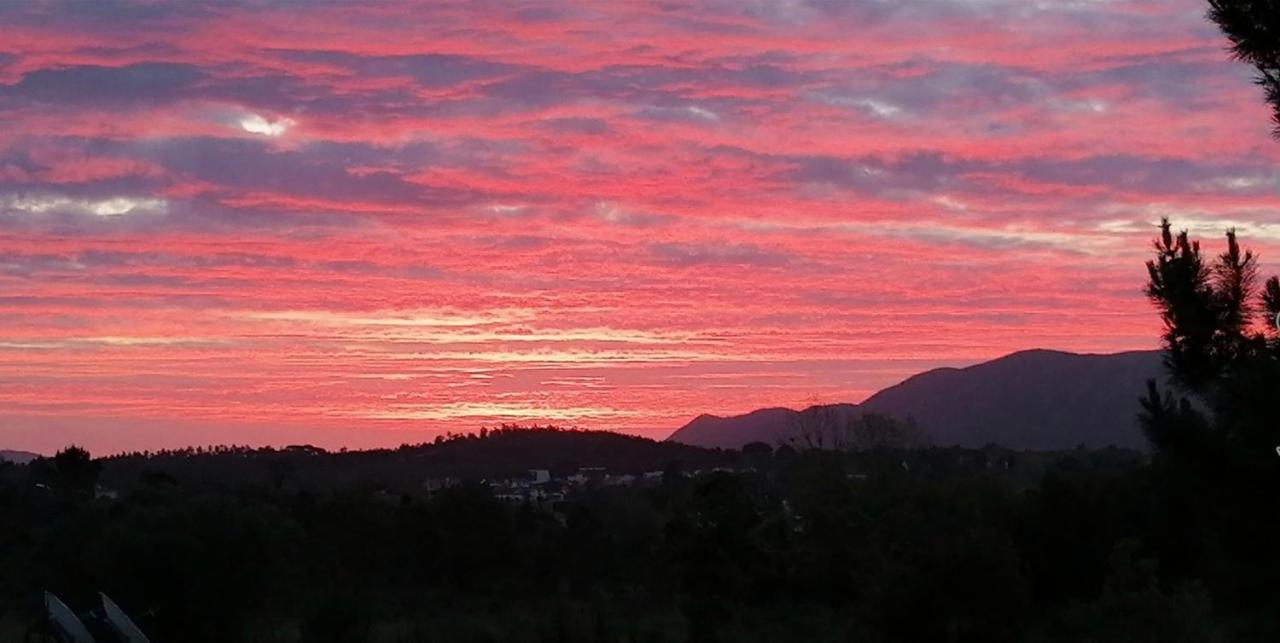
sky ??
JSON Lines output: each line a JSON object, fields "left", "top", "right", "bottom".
{"left": 2, "top": 0, "right": 1279, "bottom": 454}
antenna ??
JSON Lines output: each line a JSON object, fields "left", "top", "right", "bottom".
{"left": 44, "top": 592, "right": 95, "bottom": 643}
{"left": 100, "top": 593, "right": 152, "bottom": 643}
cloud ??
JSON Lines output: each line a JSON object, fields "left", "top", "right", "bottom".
{"left": 649, "top": 241, "right": 791, "bottom": 267}
{"left": 239, "top": 113, "right": 295, "bottom": 137}
{"left": 2, "top": 63, "right": 204, "bottom": 105}
{"left": 1, "top": 0, "right": 1277, "bottom": 449}
{"left": 1, "top": 193, "right": 167, "bottom": 217}
{"left": 353, "top": 402, "right": 644, "bottom": 421}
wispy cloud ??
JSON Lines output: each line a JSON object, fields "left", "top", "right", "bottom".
{"left": 0, "top": 0, "right": 1275, "bottom": 452}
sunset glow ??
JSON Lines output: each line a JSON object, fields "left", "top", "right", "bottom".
{"left": 2, "top": 0, "right": 1279, "bottom": 453}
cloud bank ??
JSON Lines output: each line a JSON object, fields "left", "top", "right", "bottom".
{"left": 1, "top": 0, "right": 1277, "bottom": 452}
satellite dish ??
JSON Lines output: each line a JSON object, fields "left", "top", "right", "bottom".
{"left": 100, "top": 593, "right": 151, "bottom": 643}
{"left": 44, "top": 591, "right": 95, "bottom": 643}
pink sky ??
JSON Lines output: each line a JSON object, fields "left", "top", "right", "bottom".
{"left": 2, "top": 0, "right": 1279, "bottom": 454}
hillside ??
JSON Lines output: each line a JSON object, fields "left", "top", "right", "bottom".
{"left": 667, "top": 350, "right": 1165, "bottom": 450}
{"left": 0, "top": 450, "right": 40, "bottom": 464}
{"left": 99, "top": 426, "right": 733, "bottom": 491}
{"left": 670, "top": 405, "right": 858, "bottom": 449}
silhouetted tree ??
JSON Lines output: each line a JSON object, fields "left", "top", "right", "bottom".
{"left": 1141, "top": 218, "right": 1280, "bottom": 614}
{"left": 52, "top": 445, "right": 100, "bottom": 495}
{"left": 847, "top": 413, "right": 922, "bottom": 452}
{"left": 1143, "top": 219, "right": 1280, "bottom": 446}
{"left": 785, "top": 404, "right": 844, "bottom": 449}
{"left": 1031, "top": 539, "right": 1223, "bottom": 643}
{"left": 786, "top": 406, "right": 919, "bottom": 452}
{"left": 1208, "top": 1, "right": 1280, "bottom": 135}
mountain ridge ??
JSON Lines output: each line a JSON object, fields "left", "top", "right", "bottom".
{"left": 0, "top": 449, "right": 42, "bottom": 464}
{"left": 667, "top": 349, "right": 1165, "bottom": 450}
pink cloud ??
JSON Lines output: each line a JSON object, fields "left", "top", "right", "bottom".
{"left": 1, "top": 0, "right": 1276, "bottom": 453}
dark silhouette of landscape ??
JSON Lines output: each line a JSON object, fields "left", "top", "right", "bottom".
{"left": 5, "top": 2, "right": 1280, "bottom": 642}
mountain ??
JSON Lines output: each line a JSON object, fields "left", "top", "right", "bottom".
{"left": 0, "top": 450, "right": 41, "bottom": 464}
{"left": 670, "top": 404, "right": 859, "bottom": 449}
{"left": 667, "top": 350, "right": 1165, "bottom": 450}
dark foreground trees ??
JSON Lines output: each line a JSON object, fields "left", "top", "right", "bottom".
{"left": 1208, "top": 0, "right": 1280, "bottom": 135}
{"left": 1, "top": 438, "right": 1268, "bottom": 641}
{"left": 1141, "top": 218, "right": 1280, "bottom": 620}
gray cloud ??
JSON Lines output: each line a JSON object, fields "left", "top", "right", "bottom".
{"left": 2, "top": 63, "right": 204, "bottom": 105}
{"left": 649, "top": 241, "right": 791, "bottom": 267}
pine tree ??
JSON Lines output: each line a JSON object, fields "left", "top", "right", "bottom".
{"left": 1141, "top": 218, "right": 1280, "bottom": 606}
{"left": 1143, "top": 219, "right": 1280, "bottom": 444}
{"left": 1208, "top": 0, "right": 1280, "bottom": 136}
{"left": 52, "top": 445, "right": 101, "bottom": 495}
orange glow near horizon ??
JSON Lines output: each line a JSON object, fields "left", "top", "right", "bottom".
{"left": 2, "top": 0, "right": 1279, "bottom": 454}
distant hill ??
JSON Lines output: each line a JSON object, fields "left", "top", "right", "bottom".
{"left": 0, "top": 450, "right": 40, "bottom": 464}
{"left": 667, "top": 350, "right": 1165, "bottom": 450}
{"left": 100, "top": 427, "right": 733, "bottom": 492}
{"left": 670, "top": 404, "right": 859, "bottom": 449}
